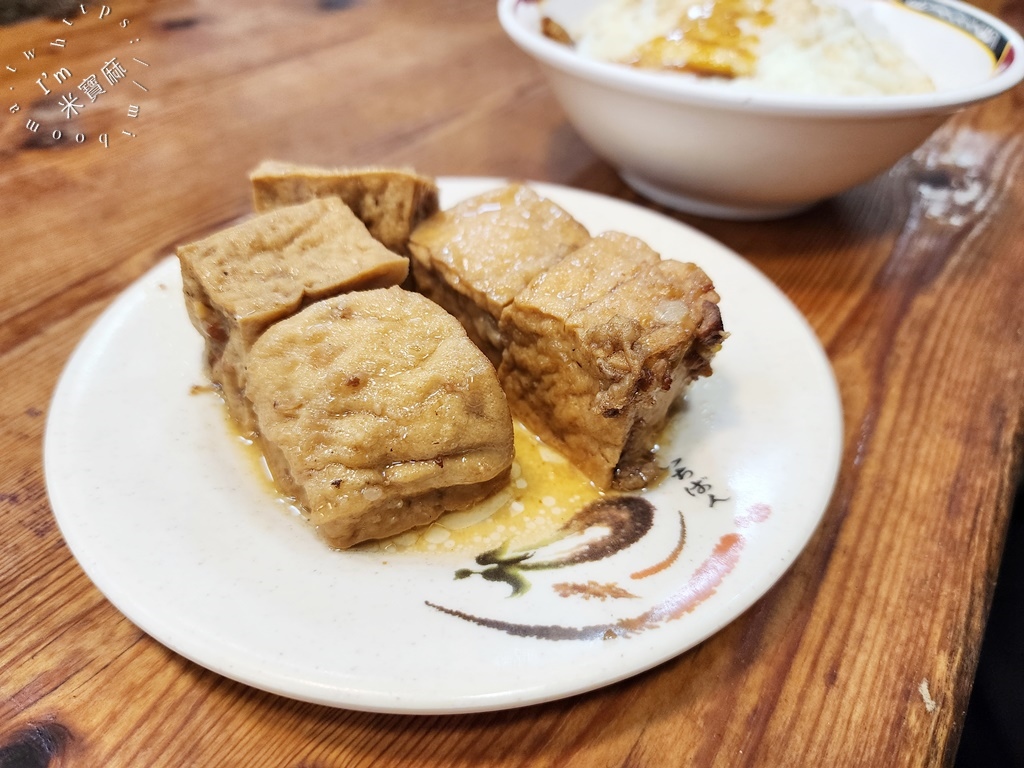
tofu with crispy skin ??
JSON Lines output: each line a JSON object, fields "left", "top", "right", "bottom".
{"left": 407, "top": 184, "right": 590, "bottom": 366}
{"left": 498, "top": 232, "right": 725, "bottom": 490}
{"left": 245, "top": 287, "right": 514, "bottom": 549}
{"left": 177, "top": 197, "right": 408, "bottom": 433}
{"left": 249, "top": 161, "right": 439, "bottom": 255}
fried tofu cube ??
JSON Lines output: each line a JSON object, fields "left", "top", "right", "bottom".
{"left": 249, "top": 161, "right": 439, "bottom": 255}
{"left": 245, "top": 287, "right": 514, "bottom": 549}
{"left": 498, "top": 232, "right": 725, "bottom": 490}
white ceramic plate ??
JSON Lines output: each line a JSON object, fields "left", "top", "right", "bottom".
{"left": 45, "top": 178, "right": 843, "bottom": 714}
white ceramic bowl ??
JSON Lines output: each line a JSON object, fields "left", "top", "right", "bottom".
{"left": 498, "top": 0, "right": 1024, "bottom": 219}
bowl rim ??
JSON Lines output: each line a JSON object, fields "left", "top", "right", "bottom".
{"left": 497, "top": 0, "right": 1024, "bottom": 118}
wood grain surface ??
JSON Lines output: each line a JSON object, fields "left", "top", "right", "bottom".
{"left": 2, "top": 1, "right": 1022, "bottom": 765}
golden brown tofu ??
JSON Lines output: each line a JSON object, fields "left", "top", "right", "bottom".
{"left": 499, "top": 234, "right": 725, "bottom": 490}
{"left": 245, "top": 287, "right": 515, "bottom": 549}
{"left": 249, "top": 161, "right": 439, "bottom": 255}
{"left": 408, "top": 184, "right": 591, "bottom": 366}
{"left": 177, "top": 197, "right": 409, "bottom": 432}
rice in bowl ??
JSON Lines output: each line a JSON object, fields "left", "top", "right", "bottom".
{"left": 542, "top": 0, "right": 937, "bottom": 96}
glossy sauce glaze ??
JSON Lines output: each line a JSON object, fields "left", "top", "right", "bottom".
{"left": 542, "top": 0, "right": 774, "bottom": 79}
{"left": 627, "top": 0, "right": 773, "bottom": 78}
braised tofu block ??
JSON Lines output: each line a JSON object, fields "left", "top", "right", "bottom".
{"left": 177, "top": 197, "right": 408, "bottom": 432}
{"left": 245, "top": 287, "right": 515, "bottom": 549}
{"left": 249, "top": 161, "right": 439, "bottom": 255}
{"left": 408, "top": 184, "right": 590, "bottom": 366}
{"left": 499, "top": 235, "right": 725, "bottom": 490}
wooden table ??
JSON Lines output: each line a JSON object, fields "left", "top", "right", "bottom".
{"left": 2, "top": 1, "right": 1022, "bottom": 765}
